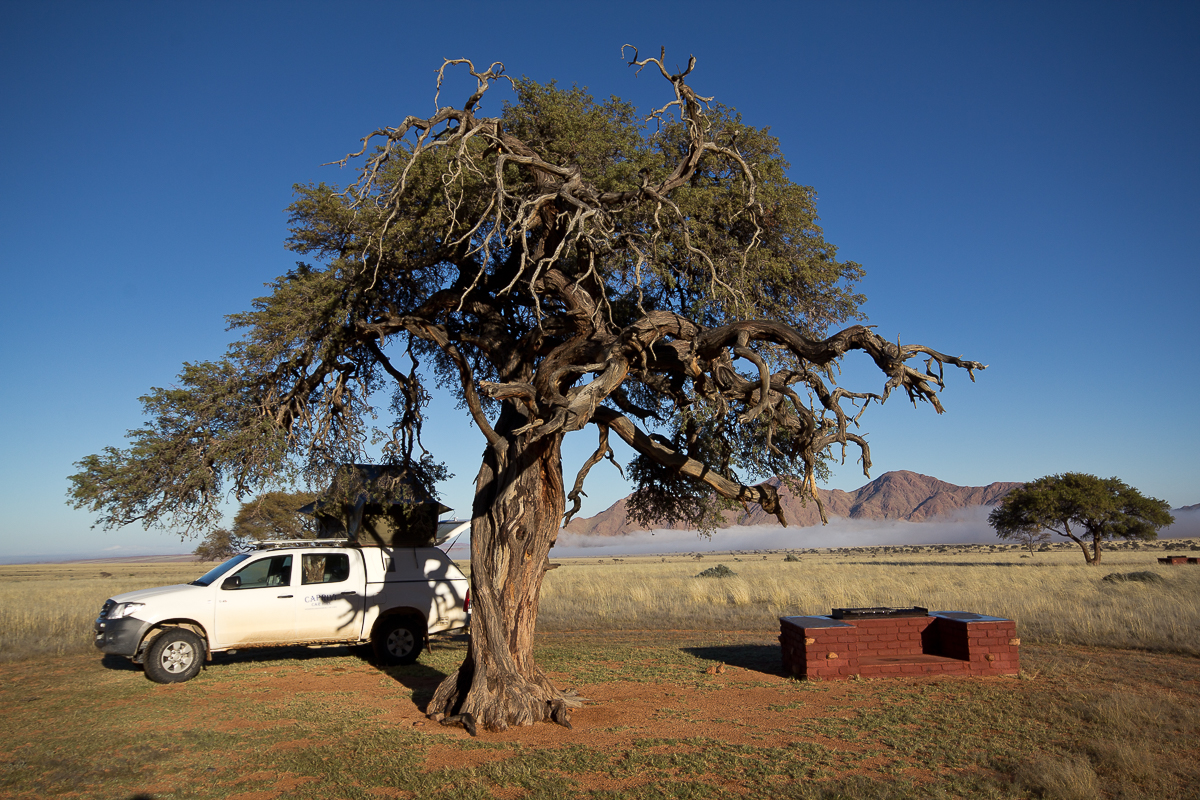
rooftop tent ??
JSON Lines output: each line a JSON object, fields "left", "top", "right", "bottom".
{"left": 299, "top": 464, "right": 452, "bottom": 547}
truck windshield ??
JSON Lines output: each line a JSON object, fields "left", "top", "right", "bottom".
{"left": 191, "top": 554, "right": 253, "bottom": 586}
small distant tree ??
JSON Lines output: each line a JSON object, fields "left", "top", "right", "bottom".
{"left": 192, "top": 528, "right": 242, "bottom": 561}
{"left": 192, "top": 491, "right": 317, "bottom": 561}
{"left": 1013, "top": 527, "right": 1051, "bottom": 556}
{"left": 988, "top": 474, "right": 1174, "bottom": 565}
{"left": 229, "top": 490, "right": 318, "bottom": 541}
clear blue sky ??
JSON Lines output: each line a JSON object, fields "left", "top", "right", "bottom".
{"left": 2, "top": 1, "right": 1197, "bottom": 560}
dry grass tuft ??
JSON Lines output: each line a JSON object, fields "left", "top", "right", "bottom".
{"left": 1014, "top": 754, "right": 1100, "bottom": 800}
{"left": 1084, "top": 740, "right": 1158, "bottom": 784}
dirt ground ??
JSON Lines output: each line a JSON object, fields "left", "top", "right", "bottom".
{"left": 4, "top": 631, "right": 1200, "bottom": 799}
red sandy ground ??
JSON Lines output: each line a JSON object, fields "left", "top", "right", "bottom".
{"left": 5, "top": 636, "right": 1199, "bottom": 799}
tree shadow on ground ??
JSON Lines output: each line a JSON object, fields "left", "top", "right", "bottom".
{"left": 682, "top": 643, "right": 785, "bottom": 677}
{"left": 377, "top": 662, "right": 450, "bottom": 708}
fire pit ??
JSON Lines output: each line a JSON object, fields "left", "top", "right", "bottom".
{"left": 779, "top": 607, "right": 1020, "bottom": 680}
{"left": 832, "top": 606, "right": 928, "bottom": 620}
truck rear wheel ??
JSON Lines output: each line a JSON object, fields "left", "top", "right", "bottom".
{"left": 144, "top": 629, "right": 204, "bottom": 684}
{"left": 375, "top": 617, "right": 423, "bottom": 666}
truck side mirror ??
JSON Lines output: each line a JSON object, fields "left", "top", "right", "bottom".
{"left": 221, "top": 575, "right": 241, "bottom": 589}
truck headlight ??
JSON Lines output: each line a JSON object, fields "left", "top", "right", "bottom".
{"left": 107, "top": 602, "right": 145, "bottom": 620}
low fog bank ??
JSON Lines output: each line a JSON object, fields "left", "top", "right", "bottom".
{"left": 1165, "top": 507, "right": 1200, "bottom": 539}
{"left": 552, "top": 505, "right": 1200, "bottom": 558}
{"left": 554, "top": 506, "right": 1000, "bottom": 557}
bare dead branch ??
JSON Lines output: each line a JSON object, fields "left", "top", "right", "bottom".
{"left": 563, "top": 424, "right": 622, "bottom": 526}
{"left": 593, "top": 406, "right": 787, "bottom": 526}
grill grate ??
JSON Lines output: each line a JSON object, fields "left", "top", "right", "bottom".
{"left": 831, "top": 606, "right": 928, "bottom": 619}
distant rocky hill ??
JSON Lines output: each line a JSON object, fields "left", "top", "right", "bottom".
{"left": 562, "top": 470, "right": 1024, "bottom": 537}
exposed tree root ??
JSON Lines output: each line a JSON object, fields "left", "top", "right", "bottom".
{"left": 427, "top": 661, "right": 585, "bottom": 735}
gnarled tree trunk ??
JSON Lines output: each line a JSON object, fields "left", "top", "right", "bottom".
{"left": 427, "top": 413, "right": 577, "bottom": 733}
{"left": 1066, "top": 532, "right": 1098, "bottom": 564}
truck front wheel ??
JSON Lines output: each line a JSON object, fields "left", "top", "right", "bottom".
{"left": 375, "top": 617, "right": 423, "bottom": 666}
{"left": 144, "top": 629, "right": 204, "bottom": 684}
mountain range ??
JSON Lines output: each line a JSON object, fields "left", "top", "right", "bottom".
{"left": 563, "top": 470, "right": 1024, "bottom": 537}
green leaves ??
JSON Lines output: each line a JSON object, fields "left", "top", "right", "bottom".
{"left": 229, "top": 490, "right": 318, "bottom": 541}
{"left": 502, "top": 79, "right": 650, "bottom": 193}
{"left": 68, "top": 359, "right": 292, "bottom": 535}
{"left": 988, "top": 473, "right": 1174, "bottom": 564}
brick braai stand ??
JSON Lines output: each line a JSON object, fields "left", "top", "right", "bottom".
{"left": 779, "top": 610, "right": 1020, "bottom": 680}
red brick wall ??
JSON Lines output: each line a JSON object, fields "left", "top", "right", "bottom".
{"left": 780, "top": 613, "right": 1020, "bottom": 680}
{"left": 779, "top": 618, "right": 858, "bottom": 680}
{"left": 852, "top": 616, "right": 935, "bottom": 658}
{"left": 934, "top": 617, "right": 1020, "bottom": 676}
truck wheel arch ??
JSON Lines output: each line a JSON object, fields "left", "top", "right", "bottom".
{"left": 136, "top": 622, "right": 211, "bottom": 664}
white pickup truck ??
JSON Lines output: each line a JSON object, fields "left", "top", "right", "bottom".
{"left": 93, "top": 539, "right": 470, "bottom": 683}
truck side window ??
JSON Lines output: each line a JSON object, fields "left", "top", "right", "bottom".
{"left": 227, "top": 555, "right": 293, "bottom": 589}
{"left": 302, "top": 553, "right": 350, "bottom": 585}
{"left": 302, "top": 555, "right": 326, "bottom": 584}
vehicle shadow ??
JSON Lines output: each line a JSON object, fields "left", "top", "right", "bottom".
{"left": 196, "top": 636, "right": 467, "bottom": 710}
{"left": 374, "top": 634, "right": 467, "bottom": 708}
{"left": 98, "top": 634, "right": 466, "bottom": 711}
{"left": 100, "top": 654, "right": 142, "bottom": 672}
{"left": 99, "top": 644, "right": 376, "bottom": 677}
{"left": 681, "top": 644, "right": 785, "bottom": 677}
{"left": 213, "top": 643, "right": 371, "bottom": 666}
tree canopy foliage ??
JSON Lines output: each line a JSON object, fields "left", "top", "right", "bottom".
{"left": 988, "top": 473, "right": 1174, "bottom": 565}
{"left": 68, "top": 50, "right": 984, "bottom": 732}
{"left": 192, "top": 491, "right": 317, "bottom": 561}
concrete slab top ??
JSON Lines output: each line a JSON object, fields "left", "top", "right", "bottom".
{"left": 929, "top": 611, "right": 1012, "bottom": 622}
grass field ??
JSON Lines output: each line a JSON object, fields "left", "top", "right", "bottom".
{"left": 537, "top": 544, "right": 1200, "bottom": 655}
{"left": 5, "top": 543, "right": 1198, "bottom": 661}
{"left": 1, "top": 544, "right": 1198, "bottom": 798}
{"left": 0, "top": 561, "right": 209, "bottom": 662}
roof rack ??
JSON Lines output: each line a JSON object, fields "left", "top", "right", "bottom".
{"left": 255, "top": 538, "right": 351, "bottom": 550}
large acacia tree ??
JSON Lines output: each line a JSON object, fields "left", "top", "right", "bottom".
{"left": 69, "top": 50, "right": 983, "bottom": 733}
{"left": 988, "top": 473, "right": 1173, "bottom": 565}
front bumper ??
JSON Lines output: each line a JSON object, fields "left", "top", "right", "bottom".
{"left": 94, "top": 615, "right": 150, "bottom": 658}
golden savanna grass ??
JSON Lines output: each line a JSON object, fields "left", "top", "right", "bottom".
{"left": 536, "top": 543, "right": 1200, "bottom": 655}
{"left": 2, "top": 542, "right": 1198, "bottom": 661}
{"left": 0, "top": 561, "right": 204, "bottom": 661}
{"left": 2, "top": 544, "right": 1199, "bottom": 799}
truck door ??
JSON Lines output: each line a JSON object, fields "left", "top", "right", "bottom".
{"left": 294, "top": 551, "right": 366, "bottom": 642}
{"left": 213, "top": 553, "right": 297, "bottom": 646}
{"left": 424, "top": 552, "right": 469, "bottom": 631}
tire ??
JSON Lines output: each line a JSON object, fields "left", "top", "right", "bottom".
{"left": 375, "top": 617, "right": 423, "bottom": 666}
{"left": 144, "top": 629, "right": 205, "bottom": 684}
